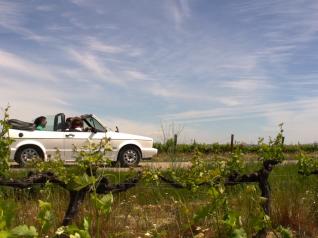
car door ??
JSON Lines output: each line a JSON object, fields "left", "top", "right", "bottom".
{"left": 34, "top": 114, "right": 65, "bottom": 160}
{"left": 64, "top": 131, "right": 106, "bottom": 162}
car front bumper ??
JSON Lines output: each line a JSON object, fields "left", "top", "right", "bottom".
{"left": 141, "top": 148, "right": 158, "bottom": 159}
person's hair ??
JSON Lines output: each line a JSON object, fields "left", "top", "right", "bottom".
{"left": 34, "top": 116, "right": 46, "bottom": 127}
{"left": 71, "top": 117, "right": 83, "bottom": 129}
{"left": 65, "top": 117, "right": 72, "bottom": 129}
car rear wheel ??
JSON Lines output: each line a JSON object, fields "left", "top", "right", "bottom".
{"left": 15, "top": 146, "right": 43, "bottom": 167}
{"left": 118, "top": 146, "right": 140, "bottom": 167}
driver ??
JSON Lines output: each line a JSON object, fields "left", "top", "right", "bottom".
{"left": 70, "top": 117, "right": 83, "bottom": 132}
{"left": 34, "top": 116, "right": 47, "bottom": 131}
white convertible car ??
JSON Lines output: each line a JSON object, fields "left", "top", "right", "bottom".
{"left": 8, "top": 113, "right": 157, "bottom": 167}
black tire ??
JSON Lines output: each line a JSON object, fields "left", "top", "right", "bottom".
{"left": 118, "top": 146, "right": 141, "bottom": 167}
{"left": 15, "top": 145, "right": 43, "bottom": 167}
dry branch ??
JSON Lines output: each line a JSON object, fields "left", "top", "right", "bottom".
{"left": 0, "top": 171, "right": 142, "bottom": 226}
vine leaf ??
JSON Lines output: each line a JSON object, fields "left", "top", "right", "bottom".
{"left": 37, "top": 200, "right": 53, "bottom": 234}
{"left": 91, "top": 193, "right": 113, "bottom": 216}
{"left": 70, "top": 174, "right": 97, "bottom": 191}
{"left": 10, "top": 225, "right": 38, "bottom": 237}
{"left": 229, "top": 228, "right": 247, "bottom": 238}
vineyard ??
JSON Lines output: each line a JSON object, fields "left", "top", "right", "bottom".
{"left": 1, "top": 109, "right": 318, "bottom": 237}
{"left": 154, "top": 141, "right": 318, "bottom": 155}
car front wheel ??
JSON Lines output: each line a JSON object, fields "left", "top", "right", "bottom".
{"left": 15, "top": 146, "right": 43, "bottom": 167}
{"left": 118, "top": 146, "right": 141, "bottom": 167}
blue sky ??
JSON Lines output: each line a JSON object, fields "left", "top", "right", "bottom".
{"left": 1, "top": 0, "right": 318, "bottom": 143}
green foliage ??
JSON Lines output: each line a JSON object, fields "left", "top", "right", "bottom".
{"left": 223, "top": 148, "right": 244, "bottom": 176}
{"left": 0, "top": 201, "right": 38, "bottom": 238}
{"left": 158, "top": 152, "right": 223, "bottom": 191}
{"left": 55, "top": 218, "right": 91, "bottom": 238}
{"left": 162, "top": 138, "right": 177, "bottom": 154}
{"left": 74, "top": 139, "right": 112, "bottom": 170}
{"left": 35, "top": 152, "right": 69, "bottom": 183}
{"left": 90, "top": 193, "right": 113, "bottom": 216}
{"left": 0, "top": 108, "right": 118, "bottom": 237}
{"left": 0, "top": 110, "right": 302, "bottom": 237}
{"left": 71, "top": 174, "right": 97, "bottom": 191}
{"left": 229, "top": 228, "right": 247, "bottom": 238}
{"left": 10, "top": 225, "right": 38, "bottom": 237}
{"left": 145, "top": 151, "right": 246, "bottom": 236}
{"left": 242, "top": 185, "right": 271, "bottom": 233}
{"left": 155, "top": 124, "right": 317, "bottom": 156}
{"left": 37, "top": 200, "right": 54, "bottom": 234}
{"left": 0, "top": 107, "right": 14, "bottom": 177}
{"left": 154, "top": 142, "right": 233, "bottom": 154}
{"left": 0, "top": 230, "right": 10, "bottom": 238}
{"left": 193, "top": 187, "right": 226, "bottom": 223}
{"left": 36, "top": 138, "right": 112, "bottom": 190}
{"left": 142, "top": 167, "right": 161, "bottom": 185}
{"left": 148, "top": 126, "right": 290, "bottom": 236}
{"left": 258, "top": 123, "right": 285, "bottom": 162}
{"left": 0, "top": 200, "right": 16, "bottom": 229}
{"left": 223, "top": 211, "right": 241, "bottom": 230}
{"left": 194, "top": 184, "right": 249, "bottom": 237}
{"left": 35, "top": 137, "right": 115, "bottom": 237}
{"left": 155, "top": 142, "right": 318, "bottom": 155}
{"left": 187, "top": 151, "right": 222, "bottom": 189}
{"left": 297, "top": 151, "right": 318, "bottom": 175}
{"left": 276, "top": 226, "right": 293, "bottom": 238}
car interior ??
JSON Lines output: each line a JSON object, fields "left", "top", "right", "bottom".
{"left": 8, "top": 113, "right": 107, "bottom": 133}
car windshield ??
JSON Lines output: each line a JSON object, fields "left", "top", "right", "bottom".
{"left": 83, "top": 115, "right": 107, "bottom": 132}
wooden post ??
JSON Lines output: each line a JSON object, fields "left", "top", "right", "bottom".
{"left": 230, "top": 134, "right": 234, "bottom": 152}
{"left": 173, "top": 134, "right": 178, "bottom": 154}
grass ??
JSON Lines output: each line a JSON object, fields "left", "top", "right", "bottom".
{"left": 270, "top": 165, "right": 318, "bottom": 237}
{"left": 1, "top": 164, "right": 318, "bottom": 237}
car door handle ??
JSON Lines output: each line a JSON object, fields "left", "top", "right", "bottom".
{"left": 65, "top": 134, "right": 75, "bottom": 138}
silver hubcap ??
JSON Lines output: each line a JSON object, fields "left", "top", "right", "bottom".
{"left": 20, "top": 148, "right": 39, "bottom": 163}
{"left": 123, "top": 149, "right": 138, "bottom": 165}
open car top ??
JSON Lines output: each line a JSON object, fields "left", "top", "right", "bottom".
{"left": 7, "top": 113, "right": 107, "bottom": 133}
{"left": 8, "top": 119, "right": 35, "bottom": 131}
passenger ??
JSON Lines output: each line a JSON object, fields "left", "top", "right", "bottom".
{"left": 34, "top": 116, "right": 47, "bottom": 131}
{"left": 70, "top": 117, "right": 83, "bottom": 132}
{"left": 65, "top": 117, "right": 72, "bottom": 131}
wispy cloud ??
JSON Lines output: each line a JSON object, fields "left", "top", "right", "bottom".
{"left": 35, "top": 5, "right": 56, "bottom": 12}
{"left": 102, "top": 116, "right": 211, "bottom": 143}
{"left": 163, "top": 98, "right": 318, "bottom": 123}
{"left": 67, "top": 48, "right": 122, "bottom": 85}
{"left": 231, "top": 0, "right": 318, "bottom": 65}
{"left": 147, "top": 82, "right": 208, "bottom": 101}
{"left": 1, "top": 0, "right": 318, "bottom": 143}
{"left": 69, "top": 0, "right": 93, "bottom": 8}
{"left": 0, "top": 1, "right": 54, "bottom": 42}
{"left": 0, "top": 1, "right": 23, "bottom": 28}
{"left": 102, "top": 116, "right": 161, "bottom": 140}
{"left": 165, "top": 0, "right": 191, "bottom": 30}
{"left": 125, "top": 70, "right": 150, "bottom": 81}
{"left": 221, "top": 79, "right": 273, "bottom": 91}
{"left": 0, "top": 50, "right": 57, "bottom": 81}
{"left": 264, "top": 106, "right": 318, "bottom": 143}
{"left": 66, "top": 47, "right": 152, "bottom": 88}
{"left": 85, "top": 37, "right": 143, "bottom": 57}
{"left": 86, "top": 37, "right": 125, "bottom": 54}
{"left": 0, "top": 75, "right": 73, "bottom": 120}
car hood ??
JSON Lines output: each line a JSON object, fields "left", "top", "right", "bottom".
{"left": 107, "top": 131, "right": 153, "bottom": 141}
